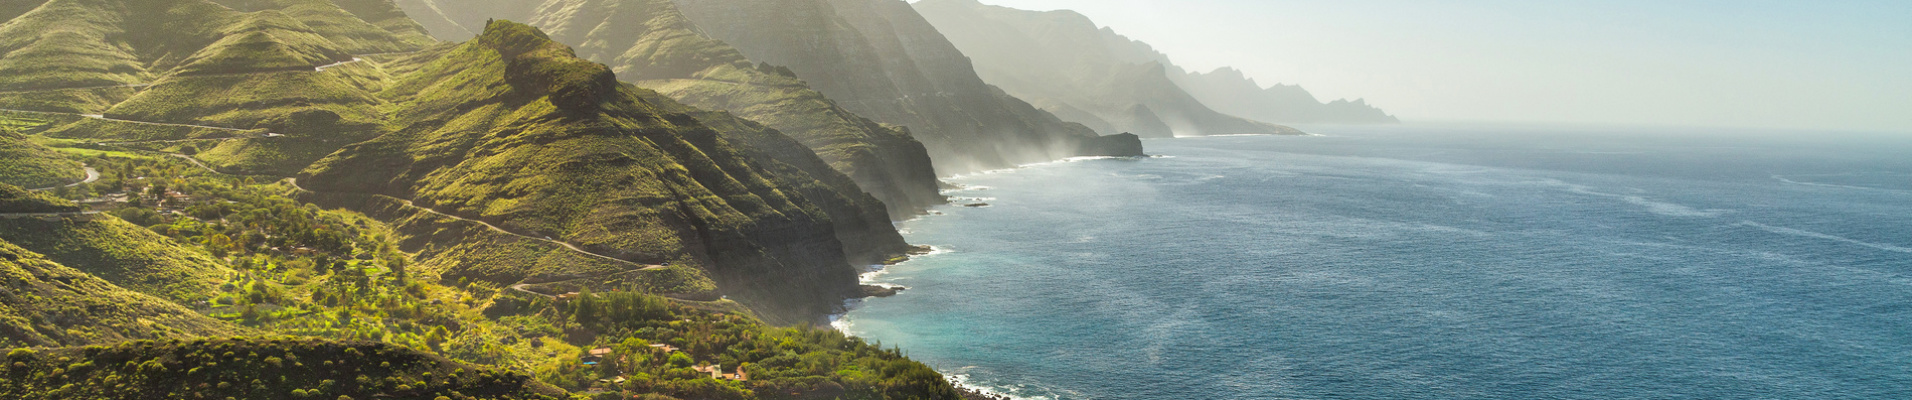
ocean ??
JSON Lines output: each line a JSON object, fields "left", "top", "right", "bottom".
{"left": 834, "top": 123, "right": 1912, "bottom": 400}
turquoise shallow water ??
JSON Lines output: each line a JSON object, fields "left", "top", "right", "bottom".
{"left": 836, "top": 124, "right": 1912, "bottom": 400}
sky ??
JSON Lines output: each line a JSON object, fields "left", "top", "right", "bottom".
{"left": 955, "top": 0, "right": 1912, "bottom": 133}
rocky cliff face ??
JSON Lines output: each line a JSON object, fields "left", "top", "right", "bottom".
{"left": 669, "top": 0, "right": 1142, "bottom": 173}
{"left": 914, "top": 0, "right": 1300, "bottom": 138}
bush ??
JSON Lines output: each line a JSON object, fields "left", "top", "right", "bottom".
{"left": 6, "top": 348, "right": 35, "bottom": 360}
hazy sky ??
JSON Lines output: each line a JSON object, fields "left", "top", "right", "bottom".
{"left": 954, "top": 0, "right": 1912, "bottom": 133}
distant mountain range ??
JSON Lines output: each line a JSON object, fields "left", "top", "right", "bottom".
{"left": 914, "top": 0, "right": 1396, "bottom": 132}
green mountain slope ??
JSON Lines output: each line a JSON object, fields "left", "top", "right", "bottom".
{"left": 0, "top": 337, "right": 566, "bottom": 400}
{"left": 914, "top": 0, "right": 1302, "bottom": 138}
{"left": 0, "top": 128, "right": 83, "bottom": 188}
{"left": 0, "top": 214, "right": 233, "bottom": 303}
{"left": 0, "top": 0, "right": 432, "bottom": 174}
{"left": 209, "top": 0, "right": 436, "bottom": 53}
{"left": 0, "top": 238, "right": 237, "bottom": 347}
{"left": 302, "top": 21, "right": 906, "bottom": 320}
{"left": 0, "top": 182, "right": 81, "bottom": 213}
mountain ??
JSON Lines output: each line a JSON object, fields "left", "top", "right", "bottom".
{"left": 1170, "top": 66, "right": 1399, "bottom": 124}
{"left": 300, "top": 20, "right": 909, "bottom": 320}
{"left": 665, "top": 0, "right": 1142, "bottom": 174}
{"left": 913, "top": 0, "right": 1300, "bottom": 138}
{"left": 0, "top": 128, "right": 83, "bottom": 188}
{"left": 390, "top": 0, "right": 947, "bottom": 216}
{"left": 913, "top": 0, "right": 1395, "bottom": 126}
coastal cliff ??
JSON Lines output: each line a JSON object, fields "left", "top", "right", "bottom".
{"left": 669, "top": 0, "right": 1143, "bottom": 173}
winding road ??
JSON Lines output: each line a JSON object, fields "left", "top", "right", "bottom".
{"left": 25, "top": 164, "right": 99, "bottom": 192}
{"left": 0, "top": 107, "right": 277, "bottom": 136}
{"left": 312, "top": 57, "right": 362, "bottom": 72}
{"left": 0, "top": 83, "right": 150, "bottom": 94}
{"left": 169, "top": 154, "right": 222, "bottom": 175}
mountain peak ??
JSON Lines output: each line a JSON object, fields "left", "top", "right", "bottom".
{"left": 478, "top": 19, "right": 619, "bottom": 111}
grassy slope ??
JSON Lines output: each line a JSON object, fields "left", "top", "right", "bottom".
{"left": 169, "top": 10, "right": 355, "bottom": 76}
{"left": 0, "top": 0, "right": 244, "bottom": 91}
{"left": 0, "top": 128, "right": 83, "bottom": 188}
{"left": 0, "top": 0, "right": 151, "bottom": 91}
{"left": 0, "top": 183, "right": 81, "bottom": 213}
{"left": 0, "top": 239, "right": 237, "bottom": 347}
{"left": 2, "top": 0, "right": 430, "bottom": 173}
{"left": 0, "top": 337, "right": 566, "bottom": 400}
{"left": 303, "top": 21, "right": 866, "bottom": 320}
{"left": 326, "top": 0, "right": 441, "bottom": 45}
{"left": 0, "top": 215, "right": 232, "bottom": 303}
{"left": 210, "top": 0, "right": 434, "bottom": 53}
{"left": 295, "top": 187, "right": 722, "bottom": 298}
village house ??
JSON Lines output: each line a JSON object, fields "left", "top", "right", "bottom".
{"left": 581, "top": 347, "right": 613, "bottom": 365}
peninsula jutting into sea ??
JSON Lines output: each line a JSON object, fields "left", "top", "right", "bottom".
{"left": 1, "top": 0, "right": 1905, "bottom": 399}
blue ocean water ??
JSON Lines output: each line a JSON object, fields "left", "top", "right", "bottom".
{"left": 836, "top": 124, "right": 1912, "bottom": 400}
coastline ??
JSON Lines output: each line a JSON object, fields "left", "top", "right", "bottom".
{"left": 835, "top": 154, "right": 1124, "bottom": 400}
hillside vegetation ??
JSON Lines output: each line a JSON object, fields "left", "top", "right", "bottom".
{"left": 0, "top": 215, "right": 233, "bottom": 303}
{"left": 0, "top": 337, "right": 565, "bottom": 400}
{"left": 0, "top": 183, "right": 81, "bottom": 213}
{"left": 0, "top": 239, "right": 239, "bottom": 347}
{"left": 0, "top": 128, "right": 83, "bottom": 188}
{"left": 0, "top": 0, "right": 431, "bottom": 174}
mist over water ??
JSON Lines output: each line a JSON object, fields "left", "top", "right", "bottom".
{"left": 837, "top": 124, "right": 1912, "bottom": 400}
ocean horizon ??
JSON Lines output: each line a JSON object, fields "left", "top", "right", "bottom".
{"left": 837, "top": 123, "right": 1912, "bottom": 400}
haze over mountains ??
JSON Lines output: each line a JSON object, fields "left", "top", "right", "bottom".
{"left": 914, "top": 0, "right": 1395, "bottom": 133}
